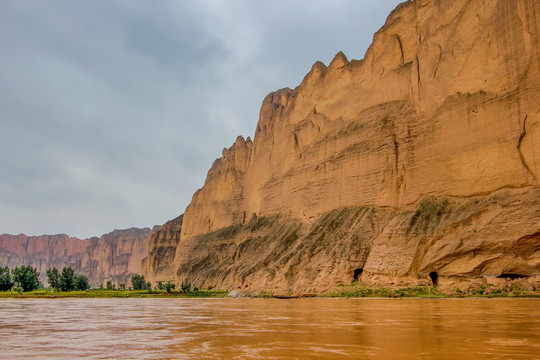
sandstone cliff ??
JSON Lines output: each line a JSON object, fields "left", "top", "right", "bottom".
{"left": 141, "top": 215, "right": 183, "bottom": 284}
{"left": 151, "top": 0, "right": 540, "bottom": 293}
{"left": 0, "top": 227, "right": 150, "bottom": 287}
{"left": 80, "top": 227, "right": 152, "bottom": 286}
{"left": 0, "top": 233, "right": 90, "bottom": 277}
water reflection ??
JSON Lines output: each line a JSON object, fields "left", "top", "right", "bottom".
{"left": 1, "top": 298, "right": 538, "bottom": 359}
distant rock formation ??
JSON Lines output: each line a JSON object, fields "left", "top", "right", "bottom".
{"left": 0, "top": 234, "right": 90, "bottom": 278}
{"left": 79, "top": 228, "right": 151, "bottom": 286}
{"left": 146, "top": 0, "right": 540, "bottom": 294}
{"left": 0, "top": 228, "right": 150, "bottom": 287}
{"left": 141, "top": 215, "right": 183, "bottom": 284}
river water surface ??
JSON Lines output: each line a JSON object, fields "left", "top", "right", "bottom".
{"left": 1, "top": 298, "right": 539, "bottom": 359}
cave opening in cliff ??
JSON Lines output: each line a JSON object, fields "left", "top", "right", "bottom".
{"left": 497, "top": 273, "right": 528, "bottom": 280}
{"left": 353, "top": 268, "right": 363, "bottom": 281}
{"left": 429, "top": 272, "right": 438, "bottom": 286}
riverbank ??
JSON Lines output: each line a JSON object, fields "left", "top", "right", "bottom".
{"left": 233, "top": 280, "right": 540, "bottom": 299}
{"left": 0, "top": 289, "right": 229, "bottom": 298}
{"left": 1, "top": 282, "right": 539, "bottom": 299}
{"left": 323, "top": 282, "right": 540, "bottom": 298}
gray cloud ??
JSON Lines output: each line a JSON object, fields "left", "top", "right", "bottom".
{"left": 0, "top": 0, "right": 403, "bottom": 238}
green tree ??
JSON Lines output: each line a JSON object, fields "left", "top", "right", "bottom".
{"left": 0, "top": 266, "right": 13, "bottom": 291}
{"left": 157, "top": 281, "right": 164, "bottom": 291}
{"left": 181, "top": 279, "right": 191, "bottom": 293}
{"left": 12, "top": 266, "right": 41, "bottom": 292}
{"left": 59, "top": 267, "right": 75, "bottom": 291}
{"left": 164, "top": 281, "right": 175, "bottom": 293}
{"left": 131, "top": 274, "right": 146, "bottom": 290}
{"left": 106, "top": 280, "right": 115, "bottom": 290}
{"left": 146, "top": 281, "right": 152, "bottom": 290}
{"left": 74, "top": 274, "right": 89, "bottom": 291}
{"left": 119, "top": 283, "right": 126, "bottom": 291}
{"left": 46, "top": 267, "right": 61, "bottom": 291}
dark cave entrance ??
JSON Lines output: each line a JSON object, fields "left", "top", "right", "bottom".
{"left": 497, "top": 273, "right": 528, "bottom": 280}
{"left": 353, "top": 268, "right": 364, "bottom": 281}
{"left": 429, "top": 271, "right": 439, "bottom": 286}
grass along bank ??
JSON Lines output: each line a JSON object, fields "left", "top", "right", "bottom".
{"left": 0, "top": 288, "right": 228, "bottom": 299}
{"left": 2, "top": 282, "right": 538, "bottom": 299}
{"left": 324, "top": 282, "right": 540, "bottom": 298}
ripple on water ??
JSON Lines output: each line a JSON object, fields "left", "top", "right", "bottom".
{"left": 1, "top": 298, "right": 539, "bottom": 359}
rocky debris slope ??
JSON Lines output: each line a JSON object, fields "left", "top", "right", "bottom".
{"left": 0, "top": 227, "right": 150, "bottom": 287}
{"left": 146, "top": 0, "right": 540, "bottom": 293}
{"left": 170, "top": 187, "right": 539, "bottom": 295}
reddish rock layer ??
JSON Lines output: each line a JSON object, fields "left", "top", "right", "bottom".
{"left": 0, "top": 228, "right": 150, "bottom": 287}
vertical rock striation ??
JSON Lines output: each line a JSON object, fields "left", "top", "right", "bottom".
{"left": 0, "top": 228, "right": 150, "bottom": 287}
{"left": 0, "top": 234, "right": 90, "bottom": 277}
{"left": 182, "top": 0, "right": 540, "bottom": 241}
{"left": 142, "top": 215, "right": 183, "bottom": 284}
{"left": 151, "top": 0, "right": 540, "bottom": 293}
{"left": 80, "top": 227, "right": 151, "bottom": 286}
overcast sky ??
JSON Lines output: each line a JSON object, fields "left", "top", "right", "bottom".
{"left": 0, "top": 0, "right": 403, "bottom": 238}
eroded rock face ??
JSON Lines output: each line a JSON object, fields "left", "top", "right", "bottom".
{"left": 160, "top": 0, "right": 540, "bottom": 293}
{"left": 80, "top": 228, "right": 151, "bottom": 287}
{"left": 141, "top": 215, "right": 183, "bottom": 284}
{"left": 167, "top": 187, "right": 539, "bottom": 295}
{"left": 0, "top": 234, "right": 90, "bottom": 278}
{"left": 182, "top": 0, "right": 540, "bottom": 241}
{"left": 0, "top": 228, "right": 150, "bottom": 287}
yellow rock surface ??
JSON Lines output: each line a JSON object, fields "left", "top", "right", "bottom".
{"left": 148, "top": 0, "right": 540, "bottom": 291}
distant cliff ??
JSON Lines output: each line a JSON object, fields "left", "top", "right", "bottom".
{"left": 0, "top": 234, "right": 90, "bottom": 277}
{"left": 142, "top": 215, "right": 182, "bottom": 284}
{"left": 0, "top": 228, "right": 150, "bottom": 287}
{"left": 79, "top": 227, "right": 152, "bottom": 286}
{"left": 146, "top": 0, "right": 540, "bottom": 294}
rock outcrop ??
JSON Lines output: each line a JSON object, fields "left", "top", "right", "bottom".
{"left": 80, "top": 227, "right": 152, "bottom": 286}
{"left": 142, "top": 215, "right": 183, "bottom": 284}
{"left": 146, "top": 0, "right": 540, "bottom": 294}
{"left": 0, "top": 228, "right": 150, "bottom": 287}
{"left": 0, "top": 234, "right": 90, "bottom": 277}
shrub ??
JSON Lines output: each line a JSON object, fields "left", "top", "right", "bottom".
{"left": 165, "top": 281, "right": 175, "bottom": 293}
{"left": 181, "top": 279, "right": 191, "bottom": 293}
{"left": 106, "top": 280, "right": 115, "bottom": 290}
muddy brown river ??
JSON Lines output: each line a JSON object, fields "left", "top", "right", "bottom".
{"left": 1, "top": 298, "right": 539, "bottom": 359}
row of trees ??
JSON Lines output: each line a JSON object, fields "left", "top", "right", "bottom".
{"left": 1, "top": 265, "right": 186, "bottom": 293}
{"left": 100, "top": 276, "right": 178, "bottom": 293}
{"left": 131, "top": 275, "right": 179, "bottom": 293}
{"left": 0, "top": 266, "right": 89, "bottom": 292}
{"left": 46, "top": 267, "right": 89, "bottom": 292}
{"left": 0, "top": 266, "right": 41, "bottom": 292}
{"left": 131, "top": 274, "right": 152, "bottom": 290}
